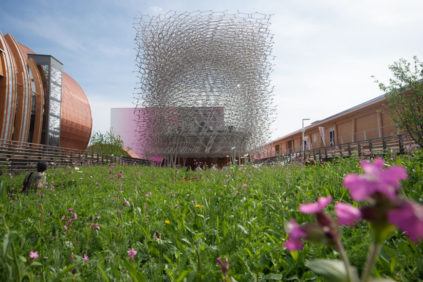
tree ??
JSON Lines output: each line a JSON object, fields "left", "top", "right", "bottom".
{"left": 374, "top": 56, "right": 423, "bottom": 147}
{"left": 88, "top": 130, "right": 129, "bottom": 156}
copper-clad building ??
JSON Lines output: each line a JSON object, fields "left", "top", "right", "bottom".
{"left": 0, "top": 31, "right": 92, "bottom": 149}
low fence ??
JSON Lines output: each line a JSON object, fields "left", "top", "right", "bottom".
{"left": 255, "top": 133, "right": 420, "bottom": 165}
{"left": 0, "top": 139, "right": 150, "bottom": 172}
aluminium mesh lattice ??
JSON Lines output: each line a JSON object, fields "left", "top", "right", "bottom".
{"left": 134, "top": 11, "right": 274, "bottom": 164}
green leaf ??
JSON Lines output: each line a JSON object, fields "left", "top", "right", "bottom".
{"left": 368, "top": 279, "right": 396, "bottom": 282}
{"left": 175, "top": 270, "right": 191, "bottom": 282}
{"left": 306, "top": 259, "right": 358, "bottom": 282}
{"left": 237, "top": 224, "right": 248, "bottom": 235}
{"left": 123, "top": 259, "right": 143, "bottom": 282}
{"left": 97, "top": 264, "right": 110, "bottom": 282}
{"left": 263, "top": 273, "right": 283, "bottom": 280}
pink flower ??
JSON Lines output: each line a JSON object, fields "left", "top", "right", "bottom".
{"left": 216, "top": 257, "right": 229, "bottom": 277}
{"left": 243, "top": 184, "right": 247, "bottom": 189}
{"left": 128, "top": 248, "right": 137, "bottom": 261}
{"left": 63, "top": 225, "right": 68, "bottom": 230}
{"left": 299, "top": 196, "right": 332, "bottom": 214}
{"left": 343, "top": 158, "right": 407, "bottom": 201}
{"left": 29, "top": 251, "right": 38, "bottom": 259}
{"left": 388, "top": 201, "right": 423, "bottom": 243}
{"left": 68, "top": 208, "right": 74, "bottom": 212}
{"left": 335, "top": 202, "right": 362, "bottom": 225}
{"left": 124, "top": 200, "right": 130, "bottom": 206}
{"left": 284, "top": 237, "right": 304, "bottom": 251}
{"left": 91, "top": 223, "right": 100, "bottom": 230}
{"left": 74, "top": 213, "right": 78, "bottom": 220}
{"left": 61, "top": 216, "right": 65, "bottom": 221}
{"left": 83, "top": 254, "right": 89, "bottom": 261}
{"left": 145, "top": 192, "right": 152, "bottom": 198}
{"left": 284, "top": 219, "right": 307, "bottom": 251}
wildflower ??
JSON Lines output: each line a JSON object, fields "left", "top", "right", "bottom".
{"left": 299, "top": 196, "right": 332, "bottom": 214}
{"left": 29, "top": 251, "right": 39, "bottom": 259}
{"left": 195, "top": 204, "right": 201, "bottom": 208}
{"left": 68, "top": 208, "right": 74, "bottom": 212}
{"left": 343, "top": 158, "right": 407, "bottom": 201}
{"left": 388, "top": 201, "right": 423, "bottom": 243}
{"left": 63, "top": 225, "right": 68, "bottom": 230}
{"left": 61, "top": 216, "right": 65, "bottom": 221}
{"left": 124, "top": 200, "right": 130, "bottom": 206}
{"left": 216, "top": 257, "right": 229, "bottom": 277}
{"left": 91, "top": 223, "right": 100, "bottom": 230}
{"left": 165, "top": 220, "right": 170, "bottom": 224}
{"left": 83, "top": 254, "right": 89, "bottom": 261}
{"left": 145, "top": 192, "right": 152, "bottom": 198}
{"left": 284, "top": 219, "right": 307, "bottom": 251}
{"left": 9, "top": 172, "right": 13, "bottom": 179}
{"left": 74, "top": 213, "right": 78, "bottom": 220}
{"left": 335, "top": 202, "right": 362, "bottom": 225}
{"left": 243, "top": 184, "right": 247, "bottom": 189}
{"left": 128, "top": 248, "right": 137, "bottom": 261}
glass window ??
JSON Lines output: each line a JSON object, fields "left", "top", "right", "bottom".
{"left": 50, "top": 81, "right": 62, "bottom": 100}
{"left": 49, "top": 99, "right": 61, "bottom": 117}
{"left": 50, "top": 66, "right": 62, "bottom": 85}
{"left": 49, "top": 116, "right": 61, "bottom": 132}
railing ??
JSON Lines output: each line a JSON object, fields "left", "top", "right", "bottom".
{"left": 0, "top": 139, "right": 151, "bottom": 172}
{"left": 255, "top": 133, "right": 420, "bottom": 165}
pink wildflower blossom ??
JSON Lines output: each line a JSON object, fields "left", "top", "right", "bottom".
{"left": 299, "top": 196, "right": 332, "bottom": 214}
{"left": 29, "top": 251, "right": 38, "bottom": 259}
{"left": 128, "top": 248, "right": 137, "bottom": 261}
{"left": 63, "top": 225, "right": 68, "bottom": 230}
{"left": 91, "top": 223, "right": 100, "bottom": 230}
{"left": 243, "top": 184, "right": 247, "bottom": 189}
{"left": 124, "top": 200, "right": 130, "bottom": 206}
{"left": 388, "top": 201, "right": 423, "bottom": 243}
{"left": 216, "top": 257, "right": 229, "bottom": 277}
{"left": 284, "top": 219, "right": 307, "bottom": 251}
{"left": 68, "top": 208, "right": 74, "bottom": 212}
{"left": 83, "top": 254, "right": 89, "bottom": 261}
{"left": 74, "top": 213, "right": 78, "bottom": 220}
{"left": 335, "top": 202, "right": 362, "bottom": 225}
{"left": 343, "top": 158, "right": 407, "bottom": 201}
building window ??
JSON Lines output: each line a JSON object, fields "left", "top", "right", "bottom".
{"left": 275, "top": 144, "right": 280, "bottom": 155}
{"left": 329, "top": 127, "right": 335, "bottom": 146}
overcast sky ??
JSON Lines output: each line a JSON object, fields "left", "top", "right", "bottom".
{"left": 1, "top": 0, "right": 423, "bottom": 141}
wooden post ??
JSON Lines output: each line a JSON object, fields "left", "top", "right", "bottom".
{"left": 398, "top": 134, "right": 404, "bottom": 154}
{"left": 382, "top": 137, "right": 387, "bottom": 154}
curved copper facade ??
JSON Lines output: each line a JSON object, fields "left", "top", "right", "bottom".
{"left": 0, "top": 31, "right": 92, "bottom": 150}
{"left": 0, "top": 31, "right": 17, "bottom": 141}
{"left": 60, "top": 72, "right": 92, "bottom": 150}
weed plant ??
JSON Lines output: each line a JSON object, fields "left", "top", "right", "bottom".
{"left": 0, "top": 151, "right": 422, "bottom": 281}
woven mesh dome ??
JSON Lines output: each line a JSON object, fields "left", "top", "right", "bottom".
{"left": 134, "top": 11, "right": 274, "bottom": 164}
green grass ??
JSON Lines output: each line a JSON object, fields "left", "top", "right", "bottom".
{"left": 1, "top": 151, "right": 422, "bottom": 281}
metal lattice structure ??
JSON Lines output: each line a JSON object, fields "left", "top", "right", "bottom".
{"left": 134, "top": 11, "right": 274, "bottom": 165}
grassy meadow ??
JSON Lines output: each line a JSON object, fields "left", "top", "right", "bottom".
{"left": 1, "top": 152, "right": 422, "bottom": 281}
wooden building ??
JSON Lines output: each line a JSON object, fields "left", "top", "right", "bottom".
{"left": 255, "top": 94, "right": 400, "bottom": 159}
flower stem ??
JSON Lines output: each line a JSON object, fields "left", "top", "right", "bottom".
{"left": 335, "top": 238, "right": 356, "bottom": 282}
{"left": 361, "top": 242, "right": 383, "bottom": 282}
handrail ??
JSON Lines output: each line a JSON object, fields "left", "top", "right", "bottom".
{"left": 0, "top": 139, "right": 151, "bottom": 172}
{"left": 255, "top": 133, "right": 419, "bottom": 165}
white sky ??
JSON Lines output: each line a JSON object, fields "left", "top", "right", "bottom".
{"left": 2, "top": 0, "right": 423, "bottom": 142}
